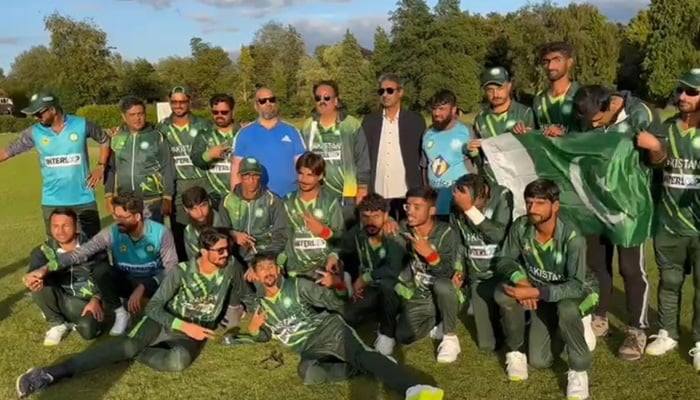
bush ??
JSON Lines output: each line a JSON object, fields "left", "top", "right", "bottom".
{"left": 0, "top": 115, "right": 34, "bottom": 133}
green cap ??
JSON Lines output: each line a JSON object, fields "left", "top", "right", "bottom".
{"left": 168, "top": 86, "right": 190, "bottom": 97}
{"left": 21, "top": 91, "right": 59, "bottom": 115}
{"left": 239, "top": 157, "right": 263, "bottom": 175}
{"left": 481, "top": 67, "right": 510, "bottom": 87}
{"left": 678, "top": 69, "right": 700, "bottom": 89}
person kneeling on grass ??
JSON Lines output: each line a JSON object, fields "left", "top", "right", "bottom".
{"left": 16, "top": 228, "right": 236, "bottom": 399}
{"left": 221, "top": 253, "right": 444, "bottom": 400}
{"left": 493, "top": 179, "right": 598, "bottom": 400}
{"left": 23, "top": 208, "right": 109, "bottom": 346}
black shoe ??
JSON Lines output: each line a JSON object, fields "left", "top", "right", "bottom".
{"left": 16, "top": 368, "right": 54, "bottom": 398}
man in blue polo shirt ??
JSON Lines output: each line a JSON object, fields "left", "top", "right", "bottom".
{"left": 229, "top": 87, "right": 306, "bottom": 197}
{"left": 0, "top": 92, "right": 110, "bottom": 238}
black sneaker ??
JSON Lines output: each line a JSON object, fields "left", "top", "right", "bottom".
{"left": 16, "top": 368, "right": 54, "bottom": 398}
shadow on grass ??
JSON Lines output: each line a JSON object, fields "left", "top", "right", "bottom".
{"left": 0, "top": 289, "right": 27, "bottom": 321}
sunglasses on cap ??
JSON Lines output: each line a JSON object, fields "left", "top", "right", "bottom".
{"left": 378, "top": 87, "right": 397, "bottom": 96}
{"left": 676, "top": 86, "right": 700, "bottom": 97}
{"left": 314, "top": 95, "right": 333, "bottom": 102}
{"left": 257, "top": 96, "right": 277, "bottom": 105}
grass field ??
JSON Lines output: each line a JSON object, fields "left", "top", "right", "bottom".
{"left": 0, "top": 132, "right": 699, "bottom": 400}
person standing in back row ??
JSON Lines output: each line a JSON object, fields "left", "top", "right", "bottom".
{"left": 157, "top": 86, "right": 214, "bottom": 262}
{"left": 230, "top": 87, "right": 307, "bottom": 198}
{"left": 301, "top": 80, "right": 371, "bottom": 226}
{"left": 362, "top": 73, "right": 426, "bottom": 221}
{"left": 0, "top": 92, "right": 110, "bottom": 238}
{"left": 191, "top": 93, "right": 239, "bottom": 209}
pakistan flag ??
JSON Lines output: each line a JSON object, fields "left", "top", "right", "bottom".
{"left": 481, "top": 132, "right": 652, "bottom": 247}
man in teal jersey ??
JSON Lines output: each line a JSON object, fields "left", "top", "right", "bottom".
{"left": 468, "top": 67, "right": 535, "bottom": 182}
{"left": 106, "top": 96, "right": 175, "bottom": 223}
{"left": 280, "top": 152, "right": 345, "bottom": 281}
{"left": 300, "top": 80, "right": 370, "bottom": 226}
{"left": 645, "top": 70, "right": 700, "bottom": 370}
{"left": 341, "top": 193, "right": 404, "bottom": 356}
{"left": 517, "top": 42, "right": 580, "bottom": 137}
{"left": 191, "top": 93, "right": 239, "bottom": 209}
{"left": 221, "top": 253, "right": 445, "bottom": 400}
{"left": 572, "top": 84, "right": 666, "bottom": 359}
{"left": 494, "top": 179, "right": 597, "bottom": 400}
{"left": 156, "top": 86, "right": 214, "bottom": 262}
{"left": 17, "top": 228, "right": 236, "bottom": 399}
{"left": 25, "top": 192, "right": 178, "bottom": 337}
{"left": 450, "top": 174, "right": 513, "bottom": 351}
{"left": 0, "top": 91, "right": 110, "bottom": 238}
{"left": 23, "top": 208, "right": 108, "bottom": 346}
{"left": 421, "top": 90, "right": 473, "bottom": 217}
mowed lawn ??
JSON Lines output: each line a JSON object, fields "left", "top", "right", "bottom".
{"left": 0, "top": 132, "right": 699, "bottom": 400}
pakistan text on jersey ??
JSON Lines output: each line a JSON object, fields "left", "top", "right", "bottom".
{"left": 171, "top": 145, "right": 189, "bottom": 156}
{"left": 666, "top": 158, "right": 700, "bottom": 171}
{"left": 468, "top": 245, "right": 498, "bottom": 259}
{"left": 44, "top": 154, "right": 82, "bottom": 168}
{"left": 662, "top": 172, "right": 700, "bottom": 190}
{"left": 526, "top": 265, "right": 565, "bottom": 283}
{"left": 116, "top": 261, "right": 159, "bottom": 274}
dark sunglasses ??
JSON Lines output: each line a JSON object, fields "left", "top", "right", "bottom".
{"left": 378, "top": 87, "right": 397, "bottom": 96}
{"left": 676, "top": 86, "right": 700, "bottom": 97}
{"left": 170, "top": 100, "right": 189, "bottom": 105}
{"left": 207, "top": 246, "right": 228, "bottom": 255}
{"left": 314, "top": 95, "right": 332, "bottom": 102}
{"left": 211, "top": 110, "right": 230, "bottom": 116}
{"left": 33, "top": 108, "right": 48, "bottom": 118}
{"left": 257, "top": 96, "right": 277, "bottom": 105}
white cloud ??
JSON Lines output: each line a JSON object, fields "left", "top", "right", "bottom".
{"left": 0, "top": 37, "right": 23, "bottom": 45}
{"left": 122, "top": 0, "right": 352, "bottom": 17}
{"left": 293, "top": 15, "right": 390, "bottom": 52}
{"left": 118, "top": 0, "right": 173, "bottom": 9}
{"left": 186, "top": 13, "right": 240, "bottom": 33}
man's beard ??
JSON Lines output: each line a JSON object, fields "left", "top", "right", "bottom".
{"left": 364, "top": 225, "right": 380, "bottom": 237}
{"left": 528, "top": 211, "right": 552, "bottom": 226}
{"left": 432, "top": 116, "right": 453, "bottom": 131}
{"left": 192, "top": 212, "right": 214, "bottom": 230}
{"left": 117, "top": 222, "right": 137, "bottom": 233}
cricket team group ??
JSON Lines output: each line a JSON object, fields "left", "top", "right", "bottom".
{"left": 2, "top": 40, "right": 699, "bottom": 400}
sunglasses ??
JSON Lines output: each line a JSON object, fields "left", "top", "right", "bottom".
{"left": 33, "top": 108, "right": 48, "bottom": 118}
{"left": 314, "top": 95, "right": 333, "bottom": 102}
{"left": 257, "top": 96, "right": 277, "bottom": 105}
{"left": 378, "top": 87, "right": 398, "bottom": 96}
{"left": 170, "top": 100, "right": 189, "bottom": 105}
{"left": 211, "top": 110, "right": 230, "bottom": 116}
{"left": 676, "top": 86, "right": 700, "bottom": 97}
{"left": 207, "top": 246, "right": 228, "bottom": 255}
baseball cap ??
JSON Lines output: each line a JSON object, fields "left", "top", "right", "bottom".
{"left": 239, "top": 157, "right": 263, "bottom": 175}
{"left": 678, "top": 69, "right": 700, "bottom": 90}
{"left": 481, "top": 67, "right": 511, "bottom": 88}
{"left": 169, "top": 86, "right": 191, "bottom": 98}
{"left": 21, "top": 91, "right": 59, "bottom": 115}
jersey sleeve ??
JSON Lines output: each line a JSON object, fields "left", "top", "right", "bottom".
{"left": 52, "top": 228, "right": 113, "bottom": 271}
{"left": 496, "top": 219, "right": 527, "bottom": 283}
{"left": 145, "top": 265, "right": 184, "bottom": 330}
{"left": 191, "top": 130, "right": 212, "bottom": 170}
{"left": 431, "top": 226, "right": 462, "bottom": 277}
{"left": 85, "top": 120, "right": 109, "bottom": 144}
{"left": 159, "top": 134, "right": 176, "bottom": 198}
{"left": 523, "top": 107, "right": 536, "bottom": 129}
{"left": 28, "top": 246, "right": 48, "bottom": 272}
{"left": 291, "top": 126, "right": 307, "bottom": 157}
{"left": 5, "top": 127, "right": 35, "bottom": 158}
{"left": 232, "top": 129, "right": 249, "bottom": 158}
{"left": 268, "top": 196, "right": 289, "bottom": 256}
{"left": 353, "top": 126, "right": 371, "bottom": 187}
{"left": 468, "top": 189, "right": 514, "bottom": 244}
{"left": 368, "top": 235, "right": 405, "bottom": 283}
{"left": 297, "top": 277, "right": 346, "bottom": 311}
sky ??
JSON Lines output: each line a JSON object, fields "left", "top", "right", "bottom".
{"left": 0, "top": 0, "right": 649, "bottom": 73}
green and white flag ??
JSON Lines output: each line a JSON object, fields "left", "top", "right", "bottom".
{"left": 481, "top": 132, "right": 653, "bottom": 247}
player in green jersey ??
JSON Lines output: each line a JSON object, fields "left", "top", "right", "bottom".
{"left": 523, "top": 41, "right": 581, "bottom": 137}
{"left": 494, "top": 179, "right": 598, "bottom": 400}
{"left": 16, "top": 228, "right": 236, "bottom": 399}
{"left": 157, "top": 86, "right": 215, "bottom": 262}
{"left": 572, "top": 84, "right": 667, "bottom": 360}
{"left": 191, "top": 94, "right": 239, "bottom": 209}
{"left": 645, "top": 69, "right": 700, "bottom": 370}
{"left": 300, "top": 80, "right": 371, "bottom": 226}
{"left": 468, "top": 67, "right": 535, "bottom": 182}
{"left": 223, "top": 253, "right": 445, "bottom": 400}
{"left": 341, "top": 193, "right": 404, "bottom": 356}
{"left": 450, "top": 174, "right": 513, "bottom": 351}
{"left": 279, "top": 152, "right": 346, "bottom": 282}
{"left": 393, "top": 186, "right": 464, "bottom": 363}
{"left": 23, "top": 208, "right": 108, "bottom": 346}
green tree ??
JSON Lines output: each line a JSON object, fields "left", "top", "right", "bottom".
{"left": 642, "top": 0, "right": 700, "bottom": 103}
{"left": 336, "top": 30, "right": 374, "bottom": 114}
{"left": 618, "top": 10, "right": 651, "bottom": 94}
{"left": 156, "top": 56, "right": 194, "bottom": 95}
{"left": 236, "top": 46, "right": 256, "bottom": 103}
{"left": 370, "top": 27, "right": 392, "bottom": 78}
{"left": 118, "top": 58, "right": 164, "bottom": 102}
{"left": 44, "top": 12, "right": 116, "bottom": 111}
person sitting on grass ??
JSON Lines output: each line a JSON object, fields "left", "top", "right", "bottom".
{"left": 23, "top": 208, "right": 110, "bottom": 346}
{"left": 221, "top": 252, "right": 445, "bottom": 400}
{"left": 16, "top": 228, "right": 236, "bottom": 399}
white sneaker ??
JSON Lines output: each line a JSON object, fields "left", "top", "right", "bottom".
{"left": 110, "top": 307, "right": 130, "bottom": 336}
{"left": 582, "top": 315, "right": 596, "bottom": 351}
{"left": 645, "top": 329, "right": 678, "bottom": 356}
{"left": 374, "top": 334, "right": 396, "bottom": 356}
{"left": 689, "top": 342, "right": 700, "bottom": 372}
{"left": 429, "top": 323, "right": 444, "bottom": 340}
{"left": 405, "top": 384, "right": 444, "bottom": 400}
{"left": 436, "top": 335, "right": 460, "bottom": 363}
{"left": 505, "top": 351, "right": 528, "bottom": 381}
{"left": 566, "top": 370, "right": 589, "bottom": 400}
{"left": 43, "top": 324, "right": 70, "bottom": 346}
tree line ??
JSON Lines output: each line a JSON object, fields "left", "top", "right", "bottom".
{"left": 0, "top": 0, "right": 696, "bottom": 118}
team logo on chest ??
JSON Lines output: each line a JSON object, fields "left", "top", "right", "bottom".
{"left": 120, "top": 245, "right": 127, "bottom": 253}
{"left": 146, "top": 244, "right": 155, "bottom": 253}
{"left": 255, "top": 208, "right": 264, "bottom": 217}
{"left": 41, "top": 138, "right": 50, "bottom": 146}
{"left": 313, "top": 209, "right": 324, "bottom": 219}
{"left": 69, "top": 133, "right": 79, "bottom": 142}
{"left": 431, "top": 156, "right": 450, "bottom": 178}
{"left": 140, "top": 141, "right": 150, "bottom": 150}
